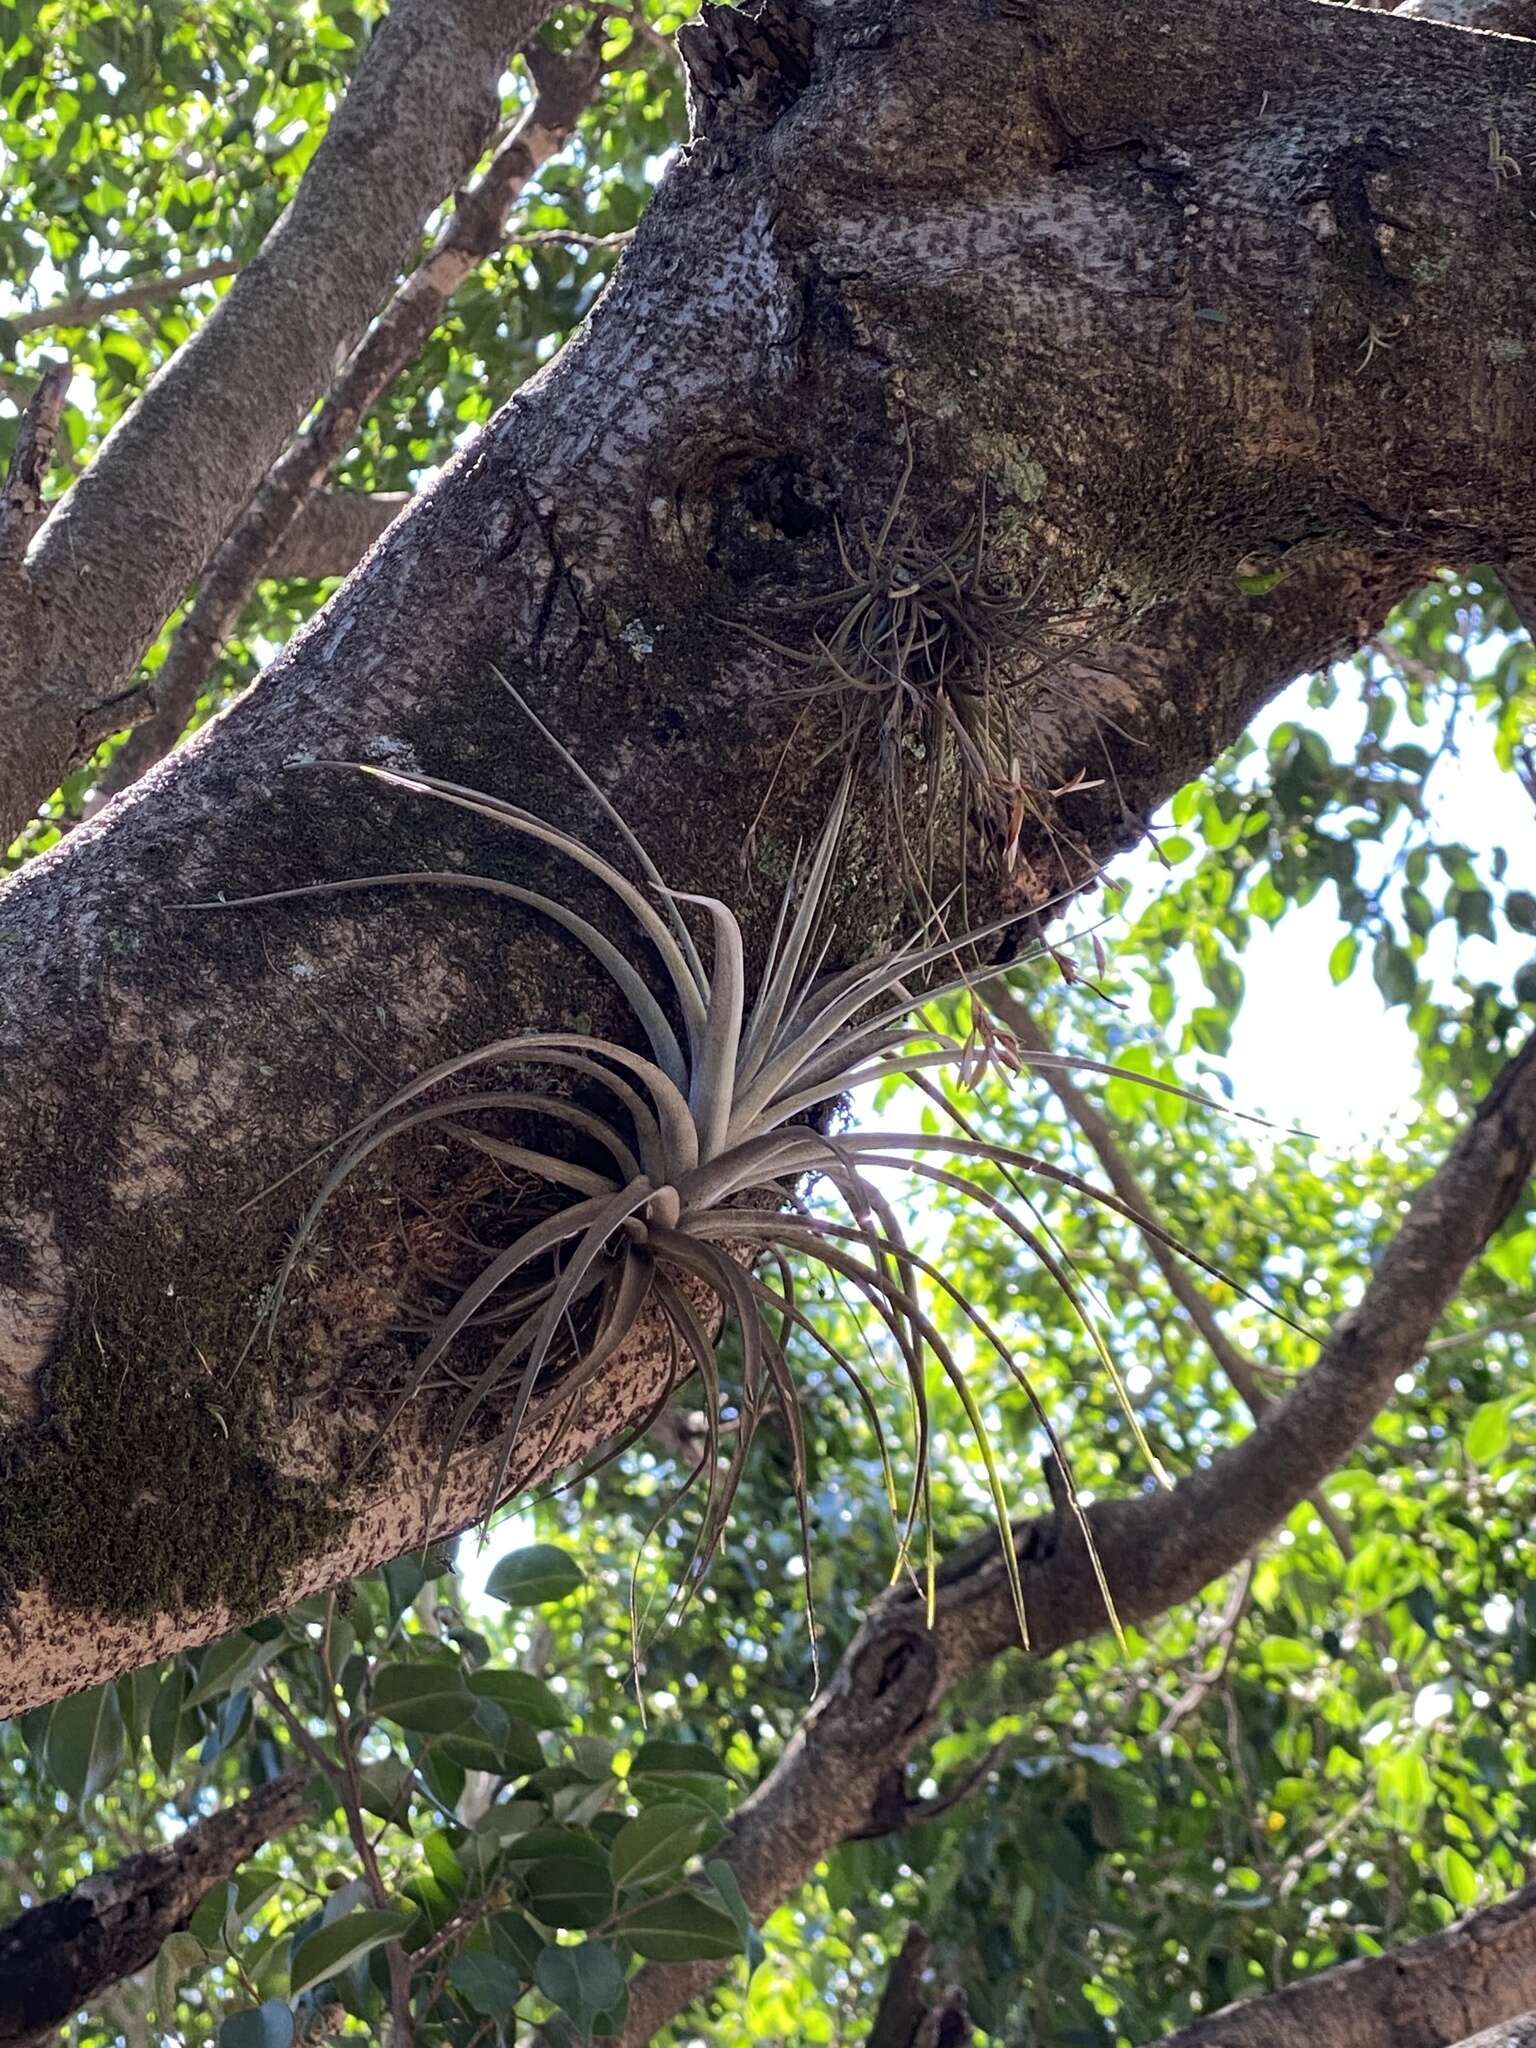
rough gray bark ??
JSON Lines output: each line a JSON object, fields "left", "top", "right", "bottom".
{"left": 0, "top": 0, "right": 1533, "bottom": 1720}
{"left": 1454, "top": 2021, "right": 1536, "bottom": 2048}
{"left": 85, "top": 34, "right": 604, "bottom": 818}
{"left": 611, "top": 1029, "right": 1536, "bottom": 2046}
{"left": 0, "top": 1769, "right": 309, "bottom": 2048}
{"left": 261, "top": 490, "right": 414, "bottom": 582}
{"left": 0, "top": 0, "right": 554, "bottom": 845}
{"left": 1147, "top": 1876, "right": 1536, "bottom": 2048}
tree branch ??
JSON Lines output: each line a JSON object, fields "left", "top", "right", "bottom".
{"left": 0, "top": 0, "right": 556, "bottom": 844}
{"left": 610, "top": 1033, "right": 1536, "bottom": 2044}
{"left": 868, "top": 1926, "right": 974, "bottom": 2048}
{"left": 1145, "top": 1874, "right": 1536, "bottom": 2048}
{"left": 0, "top": 1769, "right": 310, "bottom": 2048}
{"left": 8, "top": 264, "right": 240, "bottom": 338}
{"left": 261, "top": 490, "right": 414, "bottom": 583}
{"left": 84, "top": 31, "right": 603, "bottom": 819}
{"left": 0, "top": 362, "right": 69, "bottom": 570}
{"left": 994, "top": 992, "right": 1358, "bottom": 1556}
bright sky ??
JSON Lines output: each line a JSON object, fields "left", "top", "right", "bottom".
{"left": 1116, "top": 666, "right": 1536, "bottom": 1141}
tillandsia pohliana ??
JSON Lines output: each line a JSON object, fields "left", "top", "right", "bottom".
{"left": 191, "top": 674, "right": 1284, "bottom": 1664}
{"left": 731, "top": 421, "right": 1108, "bottom": 923}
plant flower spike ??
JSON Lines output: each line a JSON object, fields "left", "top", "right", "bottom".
{"left": 197, "top": 676, "right": 1263, "bottom": 1666}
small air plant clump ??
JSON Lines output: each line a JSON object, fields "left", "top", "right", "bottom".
{"left": 738, "top": 426, "right": 1099, "bottom": 917}
{"left": 201, "top": 682, "right": 1239, "bottom": 1661}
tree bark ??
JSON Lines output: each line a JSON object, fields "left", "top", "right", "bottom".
{"left": 0, "top": 1770, "right": 309, "bottom": 2048}
{"left": 0, "top": 0, "right": 1533, "bottom": 1716}
{"left": 0, "top": 0, "right": 554, "bottom": 845}
{"left": 84, "top": 33, "right": 605, "bottom": 819}
{"left": 1145, "top": 1877, "right": 1536, "bottom": 2048}
{"left": 260, "top": 490, "right": 415, "bottom": 583}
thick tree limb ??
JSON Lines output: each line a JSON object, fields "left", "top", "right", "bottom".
{"left": 610, "top": 1032, "right": 1536, "bottom": 2044}
{"left": 8, "top": 264, "right": 240, "bottom": 338}
{"left": 1146, "top": 1874, "right": 1536, "bottom": 2048}
{"left": 0, "top": 0, "right": 554, "bottom": 845}
{"left": 261, "top": 490, "right": 414, "bottom": 582}
{"left": 84, "top": 33, "right": 603, "bottom": 819}
{"left": 0, "top": 1769, "right": 310, "bottom": 2048}
{"left": 2, "top": 0, "right": 1534, "bottom": 1714}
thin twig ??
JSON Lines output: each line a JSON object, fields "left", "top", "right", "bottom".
{"left": 511, "top": 226, "right": 636, "bottom": 251}
{"left": 10, "top": 261, "right": 240, "bottom": 336}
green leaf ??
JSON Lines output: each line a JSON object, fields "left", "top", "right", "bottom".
{"left": 1259, "top": 1637, "right": 1317, "bottom": 1674}
{"left": 623, "top": 1889, "right": 742, "bottom": 1962}
{"left": 705, "top": 1859, "right": 764, "bottom": 1974}
{"left": 1436, "top": 1845, "right": 1479, "bottom": 1909}
{"left": 535, "top": 1940, "right": 626, "bottom": 2039}
{"left": 371, "top": 1660, "right": 477, "bottom": 1734}
{"left": 610, "top": 1803, "right": 712, "bottom": 1891}
{"left": 627, "top": 1741, "right": 731, "bottom": 1785}
{"left": 219, "top": 2002, "right": 295, "bottom": 2048}
{"left": 1372, "top": 936, "right": 1416, "bottom": 1009}
{"left": 45, "top": 1683, "right": 126, "bottom": 1805}
{"left": 155, "top": 1931, "right": 209, "bottom": 2021}
{"left": 485, "top": 1544, "right": 585, "bottom": 1608}
{"left": 289, "top": 1907, "right": 412, "bottom": 1996}
{"left": 183, "top": 1632, "right": 278, "bottom": 1709}
{"left": 357, "top": 1755, "right": 417, "bottom": 1830}
{"left": 1328, "top": 933, "right": 1358, "bottom": 985}
{"left": 117, "top": 1662, "right": 162, "bottom": 1750}
{"left": 1466, "top": 1396, "right": 1517, "bottom": 1465}
{"left": 150, "top": 1665, "right": 195, "bottom": 1772}
{"left": 524, "top": 1855, "right": 616, "bottom": 1930}
{"left": 474, "top": 1799, "right": 548, "bottom": 1845}
{"left": 502, "top": 1824, "right": 610, "bottom": 1865}
{"left": 468, "top": 1667, "right": 571, "bottom": 1728}
{"left": 448, "top": 1951, "right": 523, "bottom": 2016}
{"left": 492, "top": 1910, "right": 546, "bottom": 1978}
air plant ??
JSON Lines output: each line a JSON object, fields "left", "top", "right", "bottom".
{"left": 735, "top": 424, "right": 1102, "bottom": 919}
{"left": 197, "top": 680, "right": 1266, "bottom": 1661}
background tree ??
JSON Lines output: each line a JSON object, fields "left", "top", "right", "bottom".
{"left": 1, "top": 0, "right": 1535, "bottom": 2042}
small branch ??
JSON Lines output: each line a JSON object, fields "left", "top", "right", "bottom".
{"left": 512, "top": 226, "right": 636, "bottom": 251}
{"left": 262, "top": 489, "right": 413, "bottom": 582}
{"left": 1426, "top": 1305, "right": 1536, "bottom": 1353}
{"left": 0, "top": 361, "right": 69, "bottom": 568}
{"left": 9, "top": 263, "right": 240, "bottom": 337}
{"left": 0, "top": 1768, "right": 310, "bottom": 2048}
{"left": 1157, "top": 1558, "right": 1253, "bottom": 1737}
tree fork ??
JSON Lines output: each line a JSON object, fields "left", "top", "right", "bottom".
{"left": 0, "top": 0, "right": 1532, "bottom": 1714}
